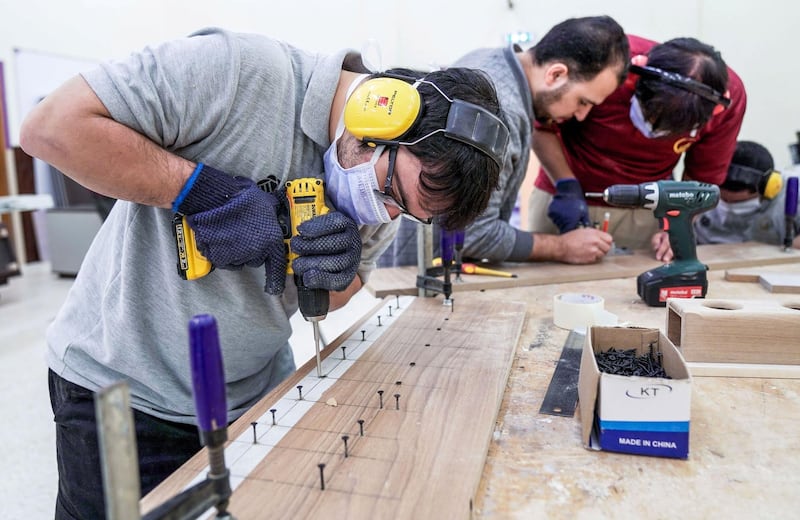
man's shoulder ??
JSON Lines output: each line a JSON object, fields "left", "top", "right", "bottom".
{"left": 453, "top": 47, "right": 509, "bottom": 69}
{"left": 626, "top": 35, "right": 659, "bottom": 57}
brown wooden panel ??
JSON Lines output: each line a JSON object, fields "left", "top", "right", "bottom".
{"left": 13, "top": 147, "right": 38, "bottom": 262}
{"left": 143, "top": 296, "right": 526, "bottom": 519}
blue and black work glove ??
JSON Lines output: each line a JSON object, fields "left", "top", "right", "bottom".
{"left": 547, "top": 178, "right": 592, "bottom": 233}
{"left": 173, "top": 163, "right": 288, "bottom": 294}
{"left": 289, "top": 212, "right": 362, "bottom": 292}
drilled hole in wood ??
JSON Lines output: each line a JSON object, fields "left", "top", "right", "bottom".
{"left": 701, "top": 301, "right": 743, "bottom": 311}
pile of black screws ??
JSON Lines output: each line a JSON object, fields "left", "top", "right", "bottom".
{"left": 595, "top": 343, "right": 670, "bottom": 378}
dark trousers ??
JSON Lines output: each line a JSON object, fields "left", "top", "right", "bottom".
{"left": 49, "top": 370, "right": 202, "bottom": 519}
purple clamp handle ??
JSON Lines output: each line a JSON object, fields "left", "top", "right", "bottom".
{"left": 189, "top": 314, "right": 227, "bottom": 434}
{"left": 786, "top": 177, "right": 798, "bottom": 217}
{"left": 441, "top": 228, "right": 456, "bottom": 265}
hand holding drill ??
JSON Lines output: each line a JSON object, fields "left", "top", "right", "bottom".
{"left": 173, "top": 165, "right": 361, "bottom": 294}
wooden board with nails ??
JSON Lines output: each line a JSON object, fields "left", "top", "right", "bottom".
{"left": 366, "top": 242, "right": 800, "bottom": 298}
{"left": 142, "top": 295, "right": 526, "bottom": 518}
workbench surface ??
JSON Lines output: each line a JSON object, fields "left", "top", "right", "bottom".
{"left": 472, "top": 261, "right": 800, "bottom": 519}
{"left": 145, "top": 247, "right": 800, "bottom": 518}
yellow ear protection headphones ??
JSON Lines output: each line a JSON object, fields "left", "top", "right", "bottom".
{"left": 629, "top": 60, "right": 731, "bottom": 116}
{"left": 725, "top": 163, "right": 783, "bottom": 200}
{"left": 343, "top": 73, "right": 509, "bottom": 166}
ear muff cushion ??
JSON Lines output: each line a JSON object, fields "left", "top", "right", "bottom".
{"left": 344, "top": 78, "right": 422, "bottom": 142}
{"left": 762, "top": 172, "right": 783, "bottom": 200}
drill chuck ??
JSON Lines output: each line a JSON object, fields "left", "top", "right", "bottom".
{"left": 602, "top": 183, "right": 657, "bottom": 208}
{"left": 297, "top": 284, "right": 329, "bottom": 321}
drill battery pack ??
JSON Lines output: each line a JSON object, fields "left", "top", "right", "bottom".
{"left": 637, "top": 265, "right": 708, "bottom": 307}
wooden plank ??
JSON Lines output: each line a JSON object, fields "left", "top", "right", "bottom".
{"left": 366, "top": 242, "right": 800, "bottom": 298}
{"left": 143, "top": 295, "right": 527, "bottom": 519}
{"left": 687, "top": 361, "right": 800, "bottom": 379}
{"left": 759, "top": 273, "right": 800, "bottom": 293}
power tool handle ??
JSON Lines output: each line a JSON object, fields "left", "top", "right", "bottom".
{"left": 661, "top": 210, "right": 697, "bottom": 263}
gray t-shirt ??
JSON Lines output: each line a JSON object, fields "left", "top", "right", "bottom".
{"left": 47, "top": 28, "right": 397, "bottom": 423}
{"left": 694, "top": 186, "right": 800, "bottom": 245}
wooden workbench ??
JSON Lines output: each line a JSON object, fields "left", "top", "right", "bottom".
{"left": 145, "top": 245, "right": 800, "bottom": 518}
{"left": 365, "top": 241, "right": 800, "bottom": 297}
{"left": 473, "top": 260, "right": 800, "bottom": 518}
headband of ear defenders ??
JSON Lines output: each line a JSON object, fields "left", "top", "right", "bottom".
{"left": 726, "top": 162, "right": 783, "bottom": 199}
{"left": 344, "top": 74, "right": 509, "bottom": 167}
{"left": 630, "top": 64, "right": 731, "bottom": 109}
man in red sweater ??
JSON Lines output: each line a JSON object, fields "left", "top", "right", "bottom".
{"left": 528, "top": 35, "right": 746, "bottom": 261}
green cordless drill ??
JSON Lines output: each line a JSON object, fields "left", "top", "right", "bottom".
{"left": 591, "top": 180, "right": 720, "bottom": 306}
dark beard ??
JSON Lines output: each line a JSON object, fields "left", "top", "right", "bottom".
{"left": 337, "top": 133, "right": 376, "bottom": 168}
{"left": 532, "top": 84, "right": 568, "bottom": 124}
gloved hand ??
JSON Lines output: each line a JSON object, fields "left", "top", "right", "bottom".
{"left": 290, "top": 211, "right": 362, "bottom": 292}
{"left": 547, "top": 178, "right": 592, "bottom": 233}
{"left": 173, "top": 163, "right": 288, "bottom": 293}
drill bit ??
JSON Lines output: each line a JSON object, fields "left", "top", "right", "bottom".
{"left": 311, "top": 320, "right": 323, "bottom": 378}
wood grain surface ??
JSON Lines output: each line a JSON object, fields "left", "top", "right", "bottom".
{"left": 473, "top": 262, "right": 800, "bottom": 518}
{"left": 366, "top": 242, "right": 800, "bottom": 298}
{"left": 143, "top": 296, "right": 526, "bottom": 519}
{"left": 144, "top": 249, "right": 800, "bottom": 519}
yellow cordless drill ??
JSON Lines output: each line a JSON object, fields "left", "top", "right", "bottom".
{"left": 173, "top": 177, "right": 331, "bottom": 377}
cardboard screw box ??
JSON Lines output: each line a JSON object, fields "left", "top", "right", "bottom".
{"left": 578, "top": 326, "right": 692, "bottom": 459}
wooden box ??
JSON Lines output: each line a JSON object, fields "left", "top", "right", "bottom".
{"left": 666, "top": 299, "right": 800, "bottom": 365}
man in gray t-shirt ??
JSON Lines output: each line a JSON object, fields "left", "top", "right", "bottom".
{"left": 21, "top": 28, "right": 507, "bottom": 518}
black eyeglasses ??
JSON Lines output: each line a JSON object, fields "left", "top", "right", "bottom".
{"left": 374, "top": 146, "right": 433, "bottom": 225}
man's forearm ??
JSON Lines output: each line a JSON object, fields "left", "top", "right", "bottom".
{"left": 19, "top": 75, "right": 194, "bottom": 209}
{"left": 330, "top": 274, "right": 364, "bottom": 311}
{"left": 531, "top": 128, "right": 575, "bottom": 183}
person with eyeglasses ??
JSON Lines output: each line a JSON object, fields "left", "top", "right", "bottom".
{"left": 20, "top": 28, "right": 506, "bottom": 519}
{"left": 528, "top": 35, "right": 747, "bottom": 262}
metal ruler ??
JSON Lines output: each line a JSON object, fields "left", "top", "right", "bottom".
{"left": 539, "top": 330, "right": 585, "bottom": 417}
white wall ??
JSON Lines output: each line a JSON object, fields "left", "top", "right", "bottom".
{"left": 1, "top": 0, "right": 798, "bottom": 167}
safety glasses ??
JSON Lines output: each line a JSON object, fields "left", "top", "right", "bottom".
{"left": 374, "top": 146, "right": 433, "bottom": 225}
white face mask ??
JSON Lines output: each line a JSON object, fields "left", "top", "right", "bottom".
{"left": 717, "top": 197, "right": 762, "bottom": 220}
{"left": 629, "top": 96, "right": 669, "bottom": 139}
{"left": 323, "top": 140, "right": 392, "bottom": 226}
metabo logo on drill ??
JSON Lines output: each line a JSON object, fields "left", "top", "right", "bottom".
{"left": 667, "top": 192, "right": 695, "bottom": 201}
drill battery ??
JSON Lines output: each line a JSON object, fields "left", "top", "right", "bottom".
{"left": 637, "top": 265, "right": 708, "bottom": 307}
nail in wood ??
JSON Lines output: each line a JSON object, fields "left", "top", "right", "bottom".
{"left": 297, "top": 385, "right": 303, "bottom": 400}
{"left": 270, "top": 408, "right": 277, "bottom": 425}
{"left": 388, "top": 306, "right": 393, "bottom": 317}
{"left": 396, "top": 295, "right": 401, "bottom": 308}
{"left": 341, "top": 346, "right": 347, "bottom": 360}
{"left": 377, "top": 316, "right": 382, "bottom": 327}
{"left": 251, "top": 422, "right": 258, "bottom": 444}
{"left": 342, "top": 435, "right": 350, "bottom": 458}
{"left": 357, "top": 419, "right": 365, "bottom": 436}
{"left": 318, "top": 463, "right": 326, "bottom": 490}
{"left": 361, "top": 330, "right": 366, "bottom": 341}
{"left": 394, "top": 393, "right": 401, "bottom": 410}
{"left": 377, "top": 390, "right": 384, "bottom": 409}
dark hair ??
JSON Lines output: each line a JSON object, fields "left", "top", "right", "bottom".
{"left": 375, "top": 67, "right": 504, "bottom": 230}
{"left": 530, "top": 16, "right": 629, "bottom": 83}
{"left": 722, "top": 140, "right": 774, "bottom": 192}
{"left": 636, "top": 37, "right": 729, "bottom": 135}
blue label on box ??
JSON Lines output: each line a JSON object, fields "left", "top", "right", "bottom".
{"left": 598, "top": 420, "right": 689, "bottom": 459}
